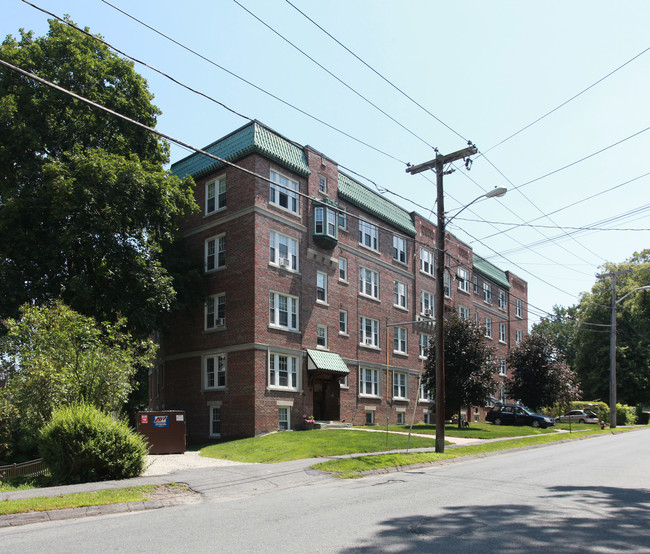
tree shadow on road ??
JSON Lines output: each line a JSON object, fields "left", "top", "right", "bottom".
{"left": 341, "top": 484, "right": 650, "bottom": 552}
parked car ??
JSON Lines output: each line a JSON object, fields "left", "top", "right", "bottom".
{"left": 556, "top": 410, "right": 599, "bottom": 424}
{"left": 486, "top": 404, "right": 555, "bottom": 428}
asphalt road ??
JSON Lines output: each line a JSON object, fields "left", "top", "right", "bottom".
{"left": 1, "top": 429, "right": 649, "bottom": 553}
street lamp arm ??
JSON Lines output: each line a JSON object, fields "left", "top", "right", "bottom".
{"left": 616, "top": 285, "right": 650, "bottom": 305}
{"left": 447, "top": 187, "right": 507, "bottom": 225}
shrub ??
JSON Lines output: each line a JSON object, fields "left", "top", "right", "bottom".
{"left": 39, "top": 403, "right": 148, "bottom": 484}
{"left": 616, "top": 403, "right": 637, "bottom": 426}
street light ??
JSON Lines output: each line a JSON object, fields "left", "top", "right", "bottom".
{"left": 607, "top": 284, "right": 650, "bottom": 428}
{"left": 408, "top": 149, "right": 506, "bottom": 453}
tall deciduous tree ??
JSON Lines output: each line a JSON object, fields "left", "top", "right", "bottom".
{"left": 506, "top": 331, "right": 581, "bottom": 411}
{"left": 1, "top": 302, "right": 156, "bottom": 438}
{"left": 423, "top": 312, "right": 496, "bottom": 426}
{"left": 573, "top": 250, "right": 650, "bottom": 405}
{"left": 0, "top": 19, "right": 197, "bottom": 337}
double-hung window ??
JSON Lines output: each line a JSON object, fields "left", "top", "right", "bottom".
{"left": 516, "top": 298, "right": 523, "bottom": 318}
{"left": 338, "top": 208, "right": 347, "bottom": 230}
{"left": 205, "top": 293, "right": 226, "bottom": 330}
{"left": 473, "top": 275, "right": 479, "bottom": 294}
{"left": 443, "top": 272, "right": 451, "bottom": 297}
{"left": 316, "top": 272, "right": 327, "bottom": 303}
{"left": 360, "top": 316, "right": 379, "bottom": 347}
{"left": 459, "top": 306, "right": 470, "bottom": 320}
{"left": 419, "top": 334, "right": 432, "bottom": 358}
{"left": 317, "top": 325, "right": 327, "bottom": 348}
{"left": 498, "top": 290, "right": 507, "bottom": 310}
{"left": 269, "top": 231, "right": 298, "bottom": 271}
{"left": 499, "top": 322, "right": 507, "bottom": 343}
{"left": 516, "top": 329, "right": 523, "bottom": 344}
{"left": 205, "top": 354, "right": 226, "bottom": 389}
{"left": 393, "top": 280, "right": 407, "bottom": 308}
{"left": 420, "top": 247, "right": 434, "bottom": 276}
{"left": 421, "top": 291, "right": 434, "bottom": 316}
{"left": 499, "top": 357, "right": 507, "bottom": 376}
{"left": 269, "top": 353, "right": 298, "bottom": 389}
{"left": 269, "top": 292, "right": 299, "bottom": 331}
{"left": 278, "top": 407, "right": 290, "bottom": 430}
{"left": 205, "top": 235, "right": 226, "bottom": 272}
{"left": 485, "top": 317, "right": 492, "bottom": 338}
{"left": 338, "top": 257, "right": 348, "bottom": 282}
{"left": 393, "top": 236, "right": 406, "bottom": 263}
{"left": 458, "top": 268, "right": 470, "bottom": 293}
{"left": 359, "top": 267, "right": 379, "bottom": 299}
{"left": 393, "top": 372, "right": 407, "bottom": 399}
{"left": 339, "top": 310, "right": 348, "bottom": 334}
{"left": 420, "top": 381, "right": 432, "bottom": 401}
{"left": 483, "top": 283, "right": 492, "bottom": 304}
{"left": 359, "top": 220, "right": 378, "bottom": 250}
{"left": 360, "top": 368, "right": 378, "bottom": 396}
{"left": 394, "top": 327, "right": 407, "bottom": 354}
{"left": 206, "top": 175, "right": 226, "bottom": 214}
{"left": 270, "top": 170, "right": 299, "bottom": 213}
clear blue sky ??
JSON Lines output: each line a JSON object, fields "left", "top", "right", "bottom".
{"left": 4, "top": 0, "right": 649, "bottom": 326}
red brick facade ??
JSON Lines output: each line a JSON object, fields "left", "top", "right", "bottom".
{"left": 152, "top": 122, "right": 528, "bottom": 443}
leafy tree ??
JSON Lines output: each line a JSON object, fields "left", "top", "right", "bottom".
{"left": 573, "top": 250, "right": 650, "bottom": 405}
{"left": 0, "top": 302, "right": 156, "bottom": 444}
{"left": 0, "top": 19, "right": 197, "bottom": 337}
{"left": 506, "top": 331, "right": 581, "bottom": 411}
{"left": 532, "top": 304, "right": 578, "bottom": 368}
{"left": 423, "top": 312, "right": 496, "bottom": 426}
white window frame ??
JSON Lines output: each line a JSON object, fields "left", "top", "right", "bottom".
{"left": 473, "top": 275, "right": 479, "bottom": 294}
{"left": 269, "top": 169, "right": 299, "bottom": 214}
{"left": 397, "top": 411, "right": 405, "bottom": 425}
{"left": 206, "top": 175, "right": 226, "bottom": 214}
{"left": 209, "top": 403, "right": 222, "bottom": 437}
{"left": 338, "top": 256, "right": 348, "bottom": 282}
{"left": 485, "top": 317, "right": 493, "bottom": 339}
{"left": 516, "top": 298, "right": 523, "bottom": 318}
{"left": 498, "top": 290, "right": 507, "bottom": 310}
{"left": 269, "top": 231, "right": 298, "bottom": 271}
{"left": 205, "top": 293, "right": 226, "bottom": 330}
{"left": 499, "top": 322, "right": 507, "bottom": 343}
{"left": 338, "top": 208, "right": 347, "bottom": 230}
{"left": 393, "top": 280, "right": 407, "bottom": 309}
{"left": 458, "top": 267, "right": 470, "bottom": 293}
{"left": 420, "top": 382, "right": 433, "bottom": 402}
{"left": 269, "top": 353, "right": 299, "bottom": 390}
{"left": 359, "top": 219, "right": 378, "bottom": 251}
{"left": 204, "top": 353, "right": 226, "bottom": 390}
{"left": 393, "top": 235, "right": 406, "bottom": 264}
{"left": 205, "top": 234, "right": 226, "bottom": 272}
{"left": 318, "top": 175, "right": 327, "bottom": 193}
{"left": 443, "top": 271, "right": 451, "bottom": 298}
{"left": 393, "top": 372, "right": 407, "bottom": 399}
{"left": 278, "top": 406, "right": 291, "bottom": 431}
{"left": 420, "top": 247, "right": 435, "bottom": 276}
{"left": 499, "top": 357, "right": 507, "bottom": 376}
{"left": 419, "top": 334, "right": 432, "bottom": 359}
{"left": 516, "top": 329, "right": 523, "bottom": 344}
{"left": 483, "top": 282, "right": 492, "bottom": 304}
{"left": 317, "top": 324, "right": 328, "bottom": 349}
{"left": 420, "top": 291, "right": 434, "bottom": 317}
{"left": 359, "top": 368, "right": 379, "bottom": 397}
{"left": 394, "top": 326, "right": 407, "bottom": 354}
{"left": 359, "top": 267, "right": 379, "bottom": 299}
{"left": 360, "top": 316, "right": 379, "bottom": 348}
{"left": 269, "top": 292, "right": 299, "bottom": 331}
{"left": 365, "top": 410, "right": 375, "bottom": 424}
{"left": 459, "top": 306, "right": 470, "bottom": 320}
{"left": 339, "top": 310, "right": 348, "bottom": 335}
{"left": 316, "top": 271, "right": 328, "bottom": 304}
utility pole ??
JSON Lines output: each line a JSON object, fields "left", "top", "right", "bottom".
{"left": 597, "top": 269, "right": 632, "bottom": 428}
{"left": 406, "top": 144, "right": 477, "bottom": 453}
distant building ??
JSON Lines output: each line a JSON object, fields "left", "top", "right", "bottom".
{"left": 152, "top": 121, "right": 528, "bottom": 443}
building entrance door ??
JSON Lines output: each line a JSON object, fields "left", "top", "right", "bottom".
{"left": 313, "top": 377, "right": 340, "bottom": 421}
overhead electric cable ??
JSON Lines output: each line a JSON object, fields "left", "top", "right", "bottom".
{"left": 231, "top": 0, "right": 436, "bottom": 152}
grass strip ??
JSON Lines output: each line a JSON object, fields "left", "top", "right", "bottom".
{"left": 0, "top": 484, "right": 187, "bottom": 516}
{"left": 312, "top": 428, "right": 630, "bottom": 478}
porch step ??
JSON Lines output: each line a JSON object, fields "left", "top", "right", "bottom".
{"left": 314, "top": 421, "right": 352, "bottom": 429}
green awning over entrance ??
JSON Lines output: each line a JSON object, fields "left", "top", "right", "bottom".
{"left": 306, "top": 349, "right": 350, "bottom": 375}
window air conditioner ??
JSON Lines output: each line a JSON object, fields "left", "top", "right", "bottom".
{"left": 216, "top": 318, "right": 225, "bottom": 327}
{"left": 365, "top": 337, "right": 373, "bottom": 346}
{"left": 279, "top": 257, "right": 290, "bottom": 267}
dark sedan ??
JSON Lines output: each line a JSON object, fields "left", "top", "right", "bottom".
{"left": 486, "top": 404, "right": 555, "bottom": 428}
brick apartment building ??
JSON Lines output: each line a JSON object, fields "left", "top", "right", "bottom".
{"left": 152, "top": 120, "right": 528, "bottom": 443}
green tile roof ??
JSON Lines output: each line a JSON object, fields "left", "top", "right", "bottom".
{"left": 171, "top": 121, "right": 310, "bottom": 179}
{"left": 306, "top": 349, "right": 350, "bottom": 375}
{"left": 473, "top": 253, "right": 510, "bottom": 289}
{"left": 337, "top": 173, "right": 417, "bottom": 236}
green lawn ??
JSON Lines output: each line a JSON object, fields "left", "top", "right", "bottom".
{"left": 366, "top": 422, "right": 557, "bottom": 439}
{"left": 0, "top": 484, "right": 188, "bottom": 516}
{"left": 200, "top": 429, "right": 438, "bottom": 463}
